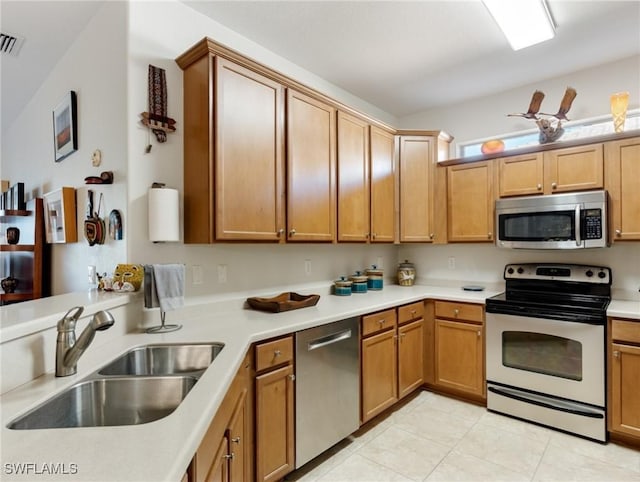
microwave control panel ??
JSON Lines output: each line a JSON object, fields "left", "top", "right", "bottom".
{"left": 583, "top": 208, "right": 603, "bottom": 239}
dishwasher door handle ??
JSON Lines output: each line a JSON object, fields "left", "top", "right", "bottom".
{"left": 307, "top": 329, "right": 353, "bottom": 351}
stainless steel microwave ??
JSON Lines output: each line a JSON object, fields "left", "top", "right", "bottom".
{"left": 496, "top": 190, "right": 609, "bottom": 249}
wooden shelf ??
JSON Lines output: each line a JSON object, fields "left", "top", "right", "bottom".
{"left": 0, "top": 292, "right": 34, "bottom": 302}
{"left": 0, "top": 209, "right": 31, "bottom": 220}
{"left": 1, "top": 244, "right": 35, "bottom": 252}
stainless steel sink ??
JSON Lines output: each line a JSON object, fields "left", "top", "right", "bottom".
{"left": 98, "top": 343, "right": 224, "bottom": 376}
{"left": 8, "top": 376, "right": 197, "bottom": 430}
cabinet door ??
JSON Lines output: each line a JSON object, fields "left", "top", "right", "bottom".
{"left": 361, "top": 329, "right": 398, "bottom": 423}
{"left": 287, "top": 90, "right": 336, "bottom": 242}
{"left": 227, "top": 391, "right": 247, "bottom": 482}
{"left": 606, "top": 138, "right": 640, "bottom": 241}
{"left": 370, "top": 126, "right": 396, "bottom": 243}
{"left": 337, "top": 111, "right": 370, "bottom": 242}
{"left": 204, "top": 436, "right": 229, "bottom": 482}
{"left": 498, "top": 153, "right": 543, "bottom": 197}
{"left": 434, "top": 319, "right": 484, "bottom": 397}
{"left": 399, "top": 136, "right": 434, "bottom": 242}
{"left": 215, "top": 57, "right": 285, "bottom": 241}
{"left": 256, "top": 364, "right": 295, "bottom": 482}
{"left": 398, "top": 319, "right": 424, "bottom": 399}
{"left": 544, "top": 144, "right": 603, "bottom": 193}
{"left": 447, "top": 161, "right": 494, "bottom": 242}
{"left": 610, "top": 342, "right": 640, "bottom": 438}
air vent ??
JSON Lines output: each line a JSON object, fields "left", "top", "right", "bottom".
{"left": 0, "top": 32, "right": 25, "bottom": 56}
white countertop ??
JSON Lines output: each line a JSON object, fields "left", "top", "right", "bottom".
{"left": 1, "top": 282, "right": 638, "bottom": 481}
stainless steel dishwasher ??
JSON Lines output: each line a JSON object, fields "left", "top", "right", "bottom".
{"left": 295, "top": 317, "right": 360, "bottom": 468}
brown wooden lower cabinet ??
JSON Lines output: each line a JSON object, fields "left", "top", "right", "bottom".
{"left": 609, "top": 318, "right": 640, "bottom": 444}
{"left": 361, "top": 302, "right": 425, "bottom": 423}
{"left": 430, "top": 300, "right": 485, "bottom": 401}
{"left": 255, "top": 336, "right": 295, "bottom": 482}
{"left": 192, "top": 351, "right": 253, "bottom": 482}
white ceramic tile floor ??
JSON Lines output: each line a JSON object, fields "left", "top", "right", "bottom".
{"left": 285, "top": 391, "right": 640, "bottom": 482}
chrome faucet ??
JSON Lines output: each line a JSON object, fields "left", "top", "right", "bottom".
{"left": 55, "top": 306, "right": 115, "bottom": 377}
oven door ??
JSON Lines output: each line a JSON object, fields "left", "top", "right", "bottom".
{"left": 486, "top": 312, "right": 604, "bottom": 406}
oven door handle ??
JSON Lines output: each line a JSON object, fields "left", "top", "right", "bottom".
{"left": 575, "top": 205, "right": 582, "bottom": 247}
{"left": 488, "top": 386, "right": 604, "bottom": 419}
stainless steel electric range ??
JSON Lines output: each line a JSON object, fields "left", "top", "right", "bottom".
{"left": 485, "top": 263, "right": 612, "bottom": 442}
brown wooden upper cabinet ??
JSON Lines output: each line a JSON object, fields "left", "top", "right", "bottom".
{"left": 605, "top": 137, "right": 640, "bottom": 241}
{"left": 399, "top": 136, "right": 435, "bottom": 242}
{"left": 180, "top": 53, "right": 286, "bottom": 243}
{"left": 287, "top": 90, "right": 337, "bottom": 242}
{"left": 447, "top": 161, "right": 494, "bottom": 242}
{"left": 498, "top": 143, "right": 604, "bottom": 197}
{"left": 369, "top": 126, "right": 396, "bottom": 243}
{"left": 337, "top": 111, "right": 370, "bottom": 242}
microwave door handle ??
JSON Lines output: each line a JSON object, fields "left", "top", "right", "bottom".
{"left": 575, "top": 205, "right": 581, "bottom": 247}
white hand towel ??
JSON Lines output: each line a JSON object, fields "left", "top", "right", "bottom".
{"left": 152, "top": 264, "right": 185, "bottom": 312}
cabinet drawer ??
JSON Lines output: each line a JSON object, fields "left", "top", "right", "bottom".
{"left": 362, "top": 309, "right": 397, "bottom": 337}
{"left": 612, "top": 319, "right": 640, "bottom": 344}
{"left": 398, "top": 301, "right": 425, "bottom": 325}
{"left": 435, "top": 301, "right": 483, "bottom": 323}
{"left": 255, "top": 335, "right": 293, "bottom": 372}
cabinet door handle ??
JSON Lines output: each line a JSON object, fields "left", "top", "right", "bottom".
{"left": 429, "top": 233, "right": 434, "bottom": 239}
{"left": 372, "top": 233, "right": 377, "bottom": 239}
{"left": 289, "top": 229, "right": 296, "bottom": 236}
{"left": 378, "top": 319, "right": 385, "bottom": 325}
{"left": 277, "top": 228, "right": 284, "bottom": 236}
{"left": 551, "top": 182, "right": 557, "bottom": 189}
{"left": 488, "top": 232, "right": 492, "bottom": 239}
{"left": 454, "top": 309, "right": 459, "bottom": 316}
{"left": 231, "top": 437, "right": 241, "bottom": 444}
{"left": 537, "top": 183, "right": 542, "bottom": 190}
{"left": 274, "top": 349, "right": 281, "bottom": 357}
{"left": 289, "top": 374, "right": 296, "bottom": 381}
{"left": 411, "top": 310, "right": 417, "bottom": 316}
{"left": 477, "top": 330, "right": 481, "bottom": 337}
{"left": 616, "top": 229, "right": 622, "bottom": 236}
{"left": 613, "top": 350, "right": 620, "bottom": 358}
{"left": 224, "top": 453, "right": 234, "bottom": 460}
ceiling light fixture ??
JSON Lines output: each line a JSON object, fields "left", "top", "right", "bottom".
{"left": 482, "top": 0, "right": 555, "bottom": 51}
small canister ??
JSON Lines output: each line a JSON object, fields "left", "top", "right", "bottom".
{"left": 350, "top": 271, "right": 368, "bottom": 293}
{"left": 333, "top": 276, "right": 352, "bottom": 296}
{"left": 366, "top": 265, "right": 384, "bottom": 290}
{"left": 397, "top": 260, "right": 416, "bottom": 286}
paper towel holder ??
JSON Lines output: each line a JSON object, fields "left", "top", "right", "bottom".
{"left": 148, "top": 182, "right": 180, "bottom": 243}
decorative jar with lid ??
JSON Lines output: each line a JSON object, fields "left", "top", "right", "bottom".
{"left": 397, "top": 260, "right": 416, "bottom": 286}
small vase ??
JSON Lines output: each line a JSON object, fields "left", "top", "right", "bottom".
{"left": 6, "top": 227, "right": 20, "bottom": 245}
{"left": 1, "top": 276, "right": 18, "bottom": 294}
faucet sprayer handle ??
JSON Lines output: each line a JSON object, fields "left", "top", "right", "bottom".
{"left": 57, "top": 306, "right": 85, "bottom": 331}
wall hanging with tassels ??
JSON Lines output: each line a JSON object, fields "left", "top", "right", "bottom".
{"left": 140, "top": 65, "right": 176, "bottom": 152}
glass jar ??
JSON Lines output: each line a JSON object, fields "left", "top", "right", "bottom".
{"left": 365, "top": 265, "right": 383, "bottom": 290}
{"left": 397, "top": 260, "right": 416, "bottom": 286}
{"left": 333, "top": 276, "right": 352, "bottom": 296}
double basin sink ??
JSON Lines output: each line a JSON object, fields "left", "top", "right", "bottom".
{"left": 8, "top": 343, "right": 224, "bottom": 430}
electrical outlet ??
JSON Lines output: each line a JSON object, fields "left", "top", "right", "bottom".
{"left": 304, "top": 259, "right": 312, "bottom": 276}
{"left": 217, "top": 264, "right": 227, "bottom": 284}
{"left": 192, "top": 265, "right": 203, "bottom": 285}
{"left": 448, "top": 257, "right": 456, "bottom": 270}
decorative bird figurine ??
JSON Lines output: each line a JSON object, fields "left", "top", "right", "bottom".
{"left": 508, "top": 90, "right": 545, "bottom": 119}
{"left": 540, "top": 87, "right": 577, "bottom": 121}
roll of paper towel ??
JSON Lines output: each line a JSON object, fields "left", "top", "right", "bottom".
{"left": 148, "top": 187, "right": 179, "bottom": 242}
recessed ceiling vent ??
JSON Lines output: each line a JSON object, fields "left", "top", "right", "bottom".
{"left": 0, "top": 32, "right": 25, "bottom": 56}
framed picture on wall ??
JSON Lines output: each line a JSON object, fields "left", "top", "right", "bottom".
{"left": 53, "top": 91, "right": 78, "bottom": 162}
{"left": 43, "top": 187, "right": 77, "bottom": 243}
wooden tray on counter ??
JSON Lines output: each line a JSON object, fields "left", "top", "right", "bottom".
{"left": 247, "top": 292, "right": 320, "bottom": 313}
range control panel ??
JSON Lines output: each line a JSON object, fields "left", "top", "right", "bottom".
{"left": 504, "top": 263, "right": 612, "bottom": 285}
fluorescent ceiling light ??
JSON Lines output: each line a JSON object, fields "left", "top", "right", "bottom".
{"left": 483, "top": 0, "right": 555, "bottom": 51}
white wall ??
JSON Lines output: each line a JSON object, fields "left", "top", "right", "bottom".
{"left": 399, "top": 55, "right": 640, "bottom": 154}
{"left": 1, "top": 2, "right": 128, "bottom": 294}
